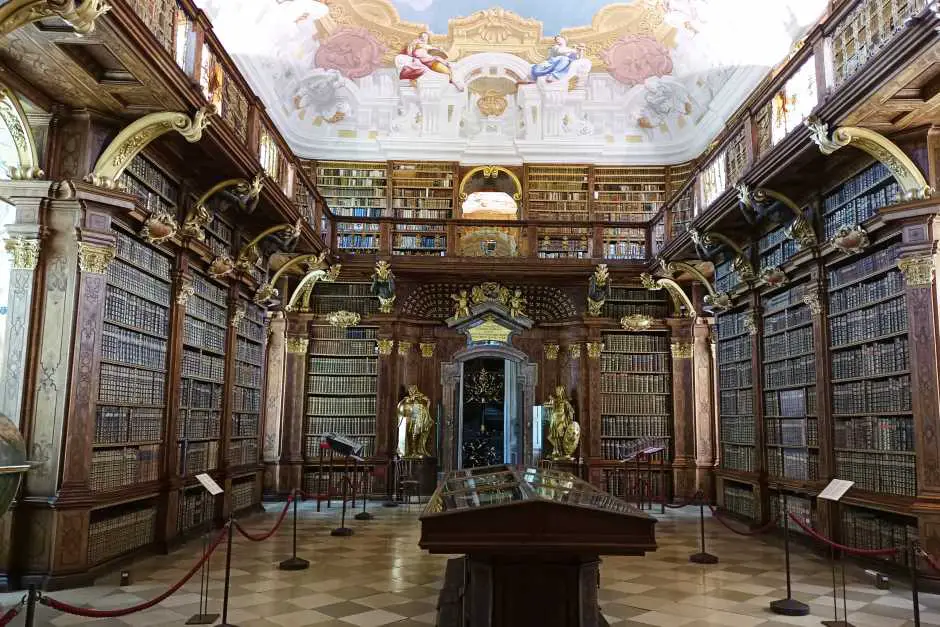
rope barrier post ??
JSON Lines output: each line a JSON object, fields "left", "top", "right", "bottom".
{"left": 23, "top": 585, "right": 36, "bottom": 627}
{"left": 821, "top": 541, "right": 854, "bottom": 627}
{"left": 279, "top": 493, "right": 310, "bottom": 571}
{"left": 769, "top": 491, "right": 809, "bottom": 616}
{"left": 331, "top": 474, "right": 354, "bottom": 536}
{"left": 355, "top": 465, "right": 374, "bottom": 521}
{"left": 689, "top": 491, "right": 718, "bottom": 564}
{"left": 384, "top": 455, "right": 399, "bottom": 508}
{"left": 186, "top": 522, "right": 219, "bottom": 624}
{"left": 218, "top": 519, "right": 239, "bottom": 627}
{"left": 911, "top": 542, "right": 921, "bottom": 627}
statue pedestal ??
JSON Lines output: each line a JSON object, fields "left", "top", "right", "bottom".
{"left": 399, "top": 457, "right": 438, "bottom": 501}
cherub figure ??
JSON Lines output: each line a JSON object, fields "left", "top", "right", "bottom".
{"left": 451, "top": 289, "right": 470, "bottom": 319}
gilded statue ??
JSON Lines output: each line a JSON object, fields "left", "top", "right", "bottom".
{"left": 370, "top": 260, "right": 396, "bottom": 314}
{"left": 546, "top": 385, "right": 580, "bottom": 461}
{"left": 587, "top": 264, "right": 610, "bottom": 317}
{"left": 451, "top": 289, "right": 470, "bottom": 319}
{"left": 509, "top": 288, "right": 527, "bottom": 319}
{"left": 397, "top": 385, "right": 433, "bottom": 459}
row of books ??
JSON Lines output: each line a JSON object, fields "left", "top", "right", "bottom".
{"left": 192, "top": 273, "right": 227, "bottom": 304}
{"left": 831, "top": 336, "right": 908, "bottom": 380}
{"left": 600, "top": 373, "right": 670, "bottom": 394}
{"left": 835, "top": 450, "right": 916, "bottom": 496}
{"left": 317, "top": 167, "right": 386, "bottom": 179}
{"left": 121, "top": 174, "right": 174, "bottom": 217}
{"left": 764, "top": 283, "right": 809, "bottom": 310}
{"left": 834, "top": 416, "right": 915, "bottom": 451}
{"left": 828, "top": 296, "right": 907, "bottom": 347}
{"left": 304, "top": 416, "right": 376, "bottom": 436}
{"left": 394, "top": 235, "right": 446, "bottom": 250}
{"left": 302, "top": 469, "right": 375, "bottom": 497}
{"left": 307, "top": 375, "right": 377, "bottom": 396}
{"left": 604, "top": 334, "right": 669, "bottom": 353}
{"left": 318, "top": 176, "right": 386, "bottom": 188}
{"left": 311, "top": 339, "right": 376, "bottom": 357}
{"left": 769, "top": 493, "right": 814, "bottom": 533}
{"left": 602, "top": 242, "right": 646, "bottom": 259}
{"left": 601, "top": 394, "right": 670, "bottom": 415}
{"left": 841, "top": 506, "right": 918, "bottom": 566}
{"left": 824, "top": 162, "right": 891, "bottom": 211}
{"left": 395, "top": 209, "right": 452, "bottom": 220}
{"left": 181, "top": 349, "right": 225, "bottom": 382}
{"left": 609, "top": 288, "right": 669, "bottom": 303}
{"left": 178, "top": 488, "right": 215, "bottom": 532}
{"left": 765, "top": 387, "right": 816, "bottom": 418}
{"left": 231, "top": 479, "right": 256, "bottom": 512}
{"left": 538, "top": 251, "right": 589, "bottom": 259}
{"left": 767, "top": 449, "right": 819, "bottom": 480}
{"left": 91, "top": 445, "right": 161, "bottom": 492}
{"left": 763, "top": 323, "right": 812, "bottom": 355}
{"left": 308, "top": 357, "right": 377, "bottom": 376}
{"left": 184, "top": 318, "right": 225, "bottom": 354}
{"left": 179, "top": 440, "right": 220, "bottom": 476}
{"left": 227, "top": 439, "right": 258, "bottom": 467}
{"left": 96, "top": 406, "right": 162, "bottom": 444}
{"left": 763, "top": 354, "right": 816, "bottom": 389}
{"left": 759, "top": 223, "right": 790, "bottom": 254}
{"left": 333, "top": 208, "right": 389, "bottom": 219}
{"left": 717, "top": 310, "right": 752, "bottom": 339}
{"left": 766, "top": 417, "right": 818, "bottom": 446}
{"left": 180, "top": 379, "right": 223, "bottom": 410}
{"left": 105, "top": 287, "right": 171, "bottom": 340}
{"left": 393, "top": 187, "right": 453, "bottom": 197}
{"left": 109, "top": 258, "right": 173, "bottom": 305}
{"left": 306, "top": 396, "right": 376, "bottom": 416}
{"left": 236, "top": 338, "right": 264, "bottom": 365}
{"left": 126, "top": 155, "right": 177, "bottom": 202}
{"left": 233, "top": 362, "right": 262, "bottom": 391}
{"left": 715, "top": 266, "right": 743, "bottom": 294}
{"left": 828, "top": 271, "right": 904, "bottom": 315}
{"left": 720, "top": 389, "right": 754, "bottom": 416}
{"left": 832, "top": 375, "right": 912, "bottom": 414}
{"left": 601, "top": 415, "right": 670, "bottom": 438}
{"left": 718, "top": 361, "right": 753, "bottom": 389}
{"left": 600, "top": 353, "right": 669, "bottom": 373}
{"left": 722, "top": 444, "right": 755, "bottom": 471}
{"left": 88, "top": 506, "right": 156, "bottom": 566}
{"left": 304, "top": 435, "right": 375, "bottom": 459}
{"left": 338, "top": 234, "right": 380, "bottom": 249}
{"left": 600, "top": 439, "right": 671, "bottom": 461}
{"left": 722, "top": 485, "right": 756, "bottom": 519}
{"left": 99, "top": 363, "right": 166, "bottom": 405}
{"left": 601, "top": 469, "right": 668, "bottom": 501}
{"left": 186, "top": 294, "right": 228, "bottom": 329}
{"left": 823, "top": 181, "right": 900, "bottom": 241}
{"left": 760, "top": 238, "right": 801, "bottom": 272}
{"left": 596, "top": 209, "right": 659, "bottom": 221}
{"left": 312, "top": 326, "right": 377, "bottom": 340}
{"left": 177, "top": 411, "right": 221, "bottom": 440}
{"left": 720, "top": 416, "right": 755, "bottom": 444}
{"left": 828, "top": 243, "right": 900, "bottom": 289}
{"left": 115, "top": 230, "right": 172, "bottom": 279}
{"left": 232, "top": 413, "right": 259, "bottom": 437}
{"left": 604, "top": 302, "right": 671, "bottom": 319}
{"left": 102, "top": 324, "right": 167, "bottom": 371}
{"left": 336, "top": 223, "right": 381, "bottom": 234}
{"left": 529, "top": 211, "right": 591, "bottom": 221}
{"left": 719, "top": 335, "right": 752, "bottom": 363}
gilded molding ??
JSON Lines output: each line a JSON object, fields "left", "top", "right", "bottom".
{"left": 671, "top": 342, "right": 694, "bottom": 359}
{"left": 806, "top": 116, "right": 933, "bottom": 200}
{"left": 586, "top": 263, "right": 609, "bottom": 317}
{"left": 567, "top": 344, "right": 581, "bottom": 360}
{"left": 230, "top": 306, "right": 246, "bottom": 328}
{"left": 641, "top": 272, "right": 697, "bottom": 318}
{"left": 176, "top": 280, "right": 195, "bottom": 306}
{"left": 586, "top": 342, "right": 604, "bottom": 359}
{"left": 802, "top": 290, "right": 822, "bottom": 316}
{"left": 419, "top": 342, "right": 435, "bottom": 358}
{"left": 743, "top": 311, "right": 758, "bottom": 336}
{"left": 544, "top": 343, "right": 560, "bottom": 360}
{"left": 4, "top": 237, "right": 40, "bottom": 269}
{"left": 377, "top": 338, "right": 395, "bottom": 356}
{"left": 898, "top": 255, "right": 936, "bottom": 287}
{"left": 398, "top": 340, "right": 413, "bottom": 356}
{"left": 85, "top": 106, "right": 215, "bottom": 190}
{"left": 621, "top": 313, "right": 654, "bottom": 331}
{"left": 327, "top": 310, "right": 360, "bottom": 328}
{"left": 0, "top": 0, "right": 110, "bottom": 39}
{"left": 182, "top": 175, "right": 263, "bottom": 242}
{"left": 77, "top": 242, "right": 114, "bottom": 274}
{"left": 208, "top": 255, "right": 235, "bottom": 279}
{"left": 0, "top": 86, "right": 43, "bottom": 179}
{"left": 286, "top": 337, "right": 309, "bottom": 354}
{"left": 831, "top": 224, "right": 869, "bottom": 255}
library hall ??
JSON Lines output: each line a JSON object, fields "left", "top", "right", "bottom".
{"left": 2, "top": 0, "right": 940, "bottom": 625}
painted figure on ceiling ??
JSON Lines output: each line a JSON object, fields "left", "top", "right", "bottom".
{"left": 530, "top": 35, "right": 585, "bottom": 83}
{"left": 397, "top": 31, "right": 464, "bottom": 90}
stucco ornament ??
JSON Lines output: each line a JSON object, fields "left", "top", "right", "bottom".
{"left": 638, "top": 76, "right": 692, "bottom": 128}
{"left": 315, "top": 27, "right": 386, "bottom": 79}
{"left": 602, "top": 35, "right": 674, "bottom": 86}
{"left": 294, "top": 69, "right": 351, "bottom": 123}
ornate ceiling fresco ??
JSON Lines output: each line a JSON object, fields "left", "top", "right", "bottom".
{"left": 196, "top": 0, "right": 828, "bottom": 164}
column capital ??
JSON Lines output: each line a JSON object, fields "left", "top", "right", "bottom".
{"left": 898, "top": 254, "right": 936, "bottom": 287}
{"left": 286, "top": 337, "right": 309, "bottom": 354}
{"left": 4, "top": 237, "right": 41, "bottom": 269}
{"left": 670, "top": 342, "right": 694, "bottom": 359}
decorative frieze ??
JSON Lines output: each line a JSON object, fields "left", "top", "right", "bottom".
{"left": 620, "top": 314, "right": 654, "bottom": 331}
{"left": 176, "top": 280, "right": 195, "bottom": 306}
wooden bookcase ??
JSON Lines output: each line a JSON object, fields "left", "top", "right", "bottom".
{"left": 392, "top": 223, "right": 447, "bottom": 256}
{"left": 602, "top": 227, "right": 646, "bottom": 260}
{"left": 525, "top": 164, "right": 590, "bottom": 221}
{"left": 536, "top": 226, "right": 590, "bottom": 259}
{"left": 592, "top": 166, "right": 665, "bottom": 222}
{"left": 602, "top": 287, "right": 672, "bottom": 320}
{"left": 822, "top": 161, "right": 898, "bottom": 241}
{"left": 390, "top": 161, "right": 455, "bottom": 219}
{"left": 758, "top": 221, "right": 800, "bottom": 271}
{"left": 229, "top": 299, "right": 265, "bottom": 474}
{"left": 670, "top": 186, "right": 695, "bottom": 239}
{"left": 716, "top": 307, "right": 756, "bottom": 476}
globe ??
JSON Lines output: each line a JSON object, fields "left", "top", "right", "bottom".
{"left": 0, "top": 414, "right": 28, "bottom": 517}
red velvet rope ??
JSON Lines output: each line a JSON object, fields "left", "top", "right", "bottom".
{"left": 41, "top": 525, "right": 230, "bottom": 618}
{"left": 918, "top": 547, "right": 940, "bottom": 572}
{"left": 232, "top": 497, "right": 293, "bottom": 542}
{"left": 787, "top": 513, "right": 900, "bottom": 556}
{"left": 708, "top": 505, "right": 778, "bottom": 536}
{"left": 0, "top": 606, "right": 18, "bottom": 627}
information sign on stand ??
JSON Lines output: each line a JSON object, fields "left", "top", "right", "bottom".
{"left": 818, "top": 479, "right": 854, "bottom": 502}
{"left": 196, "top": 473, "right": 224, "bottom": 496}
{"left": 186, "top": 474, "right": 224, "bottom": 625}
{"left": 819, "top": 479, "right": 855, "bottom": 627}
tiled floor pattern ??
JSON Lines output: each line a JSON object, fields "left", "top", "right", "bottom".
{"left": 4, "top": 502, "right": 934, "bottom": 626}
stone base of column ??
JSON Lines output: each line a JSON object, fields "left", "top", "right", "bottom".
{"left": 672, "top": 459, "right": 697, "bottom": 502}
{"left": 279, "top": 461, "right": 303, "bottom": 496}
{"left": 695, "top": 466, "right": 716, "bottom": 503}
{"left": 13, "top": 501, "right": 94, "bottom": 591}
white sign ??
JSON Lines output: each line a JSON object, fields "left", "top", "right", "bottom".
{"left": 818, "top": 479, "right": 854, "bottom": 502}
{"left": 196, "top": 473, "right": 223, "bottom": 496}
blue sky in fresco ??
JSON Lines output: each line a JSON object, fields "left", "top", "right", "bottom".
{"left": 390, "top": 0, "right": 619, "bottom": 34}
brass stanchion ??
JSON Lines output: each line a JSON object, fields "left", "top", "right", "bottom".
{"left": 689, "top": 491, "right": 718, "bottom": 564}
{"left": 279, "top": 493, "right": 310, "bottom": 571}
{"left": 218, "top": 519, "right": 238, "bottom": 627}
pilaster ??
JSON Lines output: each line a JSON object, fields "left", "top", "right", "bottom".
{"left": 280, "top": 328, "right": 308, "bottom": 493}
{"left": 262, "top": 312, "right": 288, "bottom": 497}
{"left": 692, "top": 317, "right": 716, "bottom": 498}
{"left": 668, "top": 318, "right": 695, "bottom": 499}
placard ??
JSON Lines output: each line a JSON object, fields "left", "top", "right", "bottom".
{"left": 195, "top": 473, "right": 223, "bottom": 496}
{"left": 818, "top": 478, "right": 854, "bottom": 502}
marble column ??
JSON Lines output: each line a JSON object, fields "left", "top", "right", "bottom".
{"left": 669, "top": 319, "right": 695, "bottom": 500}
{"left": 280, "top": 333, "right": 308, "bottom": 494}
{"left": 262, "top": 312, "right": 287, "bottom": 497}
{"left": 692, "top": 317, "right": 716, "bottom": 499}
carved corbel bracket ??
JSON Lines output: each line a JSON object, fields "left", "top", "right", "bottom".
{"left": 254, "top": 251, "right": 329, "bottom": 305}
{"left": 700, "top": 231, "right": 756, "bottom": 284}
{"left": 806, "top": 116, "right": 934, "bottom": 201}
{"left": 235, "top": 219, "right": 301, "bottom": 275}
{"left": 659, "top": 259, "right": 729, "bottom": 313}
{"left": 181, "top": 173, "right": 263, "bottom": 242}
{"left": 751, "top": 187, "right": 817, "bottom": 250}
{"left": 640, "top": 271, "right": 697, "bottom": 318}
{"left": 0, "top": 86, "right": 43, "bottom": 180}
{"left": 0, "top": 0, "right": 110, "bottom": 38}
{"left": 85, "top": 105, "right": 215, "bottom": 191}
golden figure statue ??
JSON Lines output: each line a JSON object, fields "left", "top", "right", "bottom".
{"left": 451, "top": 289, "right": 470, "bottom": 319}
{"left": 509, "top": 288, "right": 527, "bottom": 319}
{"left": 397, "top": 385, "right": 433, "bottom": 459}
{"left": 546, "top": 385, "right": 580, "bottom": 461}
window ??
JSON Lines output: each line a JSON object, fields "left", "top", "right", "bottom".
{"left": 699, "top": 151, "right": 728, "bottom": 210}
{"left": 258, "top": 129, "right": 279, "bottom": 181}
{"left": 174, "top": 7, "right": 197, "bottom": 77}
{"left": 771, "top": 57, "right": 818, "bottom": 145}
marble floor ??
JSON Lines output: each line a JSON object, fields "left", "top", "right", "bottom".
{"left": 7, "top": 501, "right": 936, "bottom": 626}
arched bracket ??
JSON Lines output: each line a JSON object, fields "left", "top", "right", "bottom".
{"left": 700, "top": 230, "right": 756, "bottom": 284}
{"left": 640, "top": 272, "right": 696, "bottom": 319}
{"left": 253, "top": 251, "right": 338, "bottom": 306}
{"left": 806, "top": 116, "right": 933, "bottom": 200}
{"left": 233, "top": 219, "right": 302, "bottom": 275}
{"left": 0, "top": 86, "right": 43, "bottom": 179}
{"left": 284, "top": 263, "right": 342, "bottom": 312}
{"left": 85, "top": 105, "right": 214, "bottom": 191}
{"left": 0, "top": 0, "right": 110, "bottom": 38}
{"left": 181, "top": 173, "right": 263, "bottom": 242}
{"left": 660, "top": 259, "right": 731, "bottom": 313}
{"left": 750, "top": 187, "right": 817, "bottom": 250}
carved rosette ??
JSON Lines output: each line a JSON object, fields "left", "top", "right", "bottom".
{"left": 377, "top": 338, "right": 394, "bottom": 356}
{"left": 567, "top": 344, "right": 581, "bottom": 360}
{"left": 398, "top": 340, "right": 413, "bottom": 356}
{"left": 140, "top": 210, "right": 178, "bottom": 244}
{"left": 620, "top": 314, "right": 654, "bottom": 331}
{"left": 544, "top": 343, "right": 560, "bottom": 360}
{"left": 4, "top": 237, "right": 40, "bottom": 269}
{"left": 77, "top": 242, "right": 115, "bottom": 274}
{"left": 419, "top": 342, "right": 435, "bottom": 358}
{"left": 286, "top": 337, "right": 309, "bottom": 354}
{"left": 898, "top": 255, "right": 936, "bottom": 287}
{"left": 670, "top": 342, "right": 693, "bottom": 359}
{"left": 586, "top": 342, "right": 604, "bottom": 359}
{"left": 326, "top": 310, "right": 361, "bottom": 328}
{"left": 743, "top": 311, "right": 759, "bottom": 336}
{"left": 209, "top": 255, "right": 235, "bottom": 279}
{"left": 802, "top": 291, "right": 822, "bottom": 316}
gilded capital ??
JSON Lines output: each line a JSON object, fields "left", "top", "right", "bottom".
{"left": 419, "top": 342, "right": 435, "bottom": 358}
{"left": 176, "top": 280, "right": 195, "bottom": 306}
{"left": 230, "top": 306, "right": 246, "bottom": 328}
{"left": 544, "top": 343, "right": 560, "bottom": 360}
{"left": 377, "top": 338, "right": 394, "bottom": 356}
{"left": 4, "top": 237, "right": 40, "bottom": 269}
{"left": 77, "top": 242, "right": 115, "bottom": 274}
{"left": 802, "top": 291, "right": 822, "bottom": 316}
{"left": 586, "top": 342, "right": 604, "bottom": 359}
{"left": 286, "top": 337, "right": 309, "bottom": 354}
{"left": 898, "top": 255, "right": 936, "bottom": 287}
{"left": 567, "top": 344, "right": 581, "bottom": 360}
{"left": 398, "top": 340, "right": 413, "bottom": 356}
{"left": 671, "top": 342, "right": 694, "bottom": 359}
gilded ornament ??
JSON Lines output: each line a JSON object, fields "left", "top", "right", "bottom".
{"left": 450, "top": 289, "right": 471, "bottom": 319}
{"left": 671, "top": 342, "right": 693, "bottom": 359}
{"left": 587, "top": 264, "right": 610, "bottom": 317}
{"left": 467, "top": 316, "right": 513, "bottom": 344}
{"left": 0, "top": 0, "right": 110, "bottom": 38}
{"left": 544, "top": 343, "right": 560, "bottom": 360}
{"left": 831, "top": 225, "right": 869, "bottom": 255}
{"left": 254, "top": 282, "right": 278, "bottom": 305}
{"left": 208, "top": 255, "right": 235, "bottom": 279}
{"left": 743, "top": 311, "right": 758, "bottom": 336}
{"left": 176, "top": 280, "right": 195, "bottom": 306}
{"left": 398, "top": 340, "right": 413, "bottom": 356}
{"left": 545, "top": 386, "right": 580, "bottom": 461}
{"left": 784, "top": 215, "right": 817, "bottom": 250}
{"left": 4, "top": 237, "right": 40, "bottom": 270}
{"left": 77, "top": 242, "right": 115, "bottom": 274}
{"left": 371, "top": 260, "right": 396, "bottom": 314}
{"left": 802, "top": 291, "right": 822, "bottom": 316}
{"left": 396, "top": 385, "right": 433, "bottom": 458}
{"left": 183, "top": 175, "right": 264, "bottom": 241}
{"left": 586, "top": 342, "right": 604, "bottom": 359}
{"left": 477, "top": 90, "right": 508, "bottom": 117}
{"left": 508, "top": 288, "right": 527, "bottom": 319}
{"left": 286, "top": 337, "right": 309, "bottom": 354}
{"left": 568, "top": 344, "right": 581, "bottom": 360}
{"left": 377, "top": 338, "right": 394, "bottom": 356}
{"left": 230, "top": 306, "right": 246, "bottom": 328}
{"left": 0, "top": 87, "right": 42, "bottom": 179}
{"left": 898, "top": 255, "right": 936, "bottom": 287}
{"left": 760, "top": 267, "right": 788, "bottom": 288}
{"left": 140, "top": 210, "right": 178, "bottom": 244}
{"left": 621, "top": 314, "right": 654, "bottom": 331}
{"left": 327, "top": 310, "right": 361, "bottom": 328}
{"left": 419, "top": 342, "right": 435, "bottom": 358}
{"left": 236, "top": 219, "right": 302, "bottom": 274}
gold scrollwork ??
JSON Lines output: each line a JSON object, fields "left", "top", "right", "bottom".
{"left": 670, "top": 342, "right": 693, "bottom": 359}
{"left": 236, "top": 218, "right": 299, "bottom": 274}
{"left": 0, "top": 0, "right": 111, "bottom": 39}
{"left": 140, "top": 210, "right": 179, "bottom": 245}
{"left": 620, "top": 314, "right": 654, "bottom": 331}
{"left": 586, "top": 342, "right": 604, "bottom": 359}
{"left": 327, "top": 310, "right": 361, "bottom": 328}
{"left": 898, "top": 254, "right": 936, "bottom": 287}
{"left": 419, "top": 342, "right": 435, "bottom": 358}
{"left": 77, "top": 242, "right": 115, "bottom": 274}
{"left": 802, "top": 290, "right": 822, "bottom": 316}
{"left": 640, "top": 272, "right": 698, "bottom": 318}
{"left": 286, "top": 337, "right": 309, "bottom": 354}
{"left": 398, "top": 340, "right": 413, "bottom": 356}
{"left": 567, "top": 344, "right": 581, "bottom": 360}
{"left": 544, "top": 343, "right": 560, "bottom": 360}
{"left": 831, "top": 224, "right": 869, "bottom": 255}
{"left": 458, "top": 165, "right": 522, "bottom": 202}
{"left": 4, "top": 237, "right": 40, "bottom": 269}
{"left": 377, "top": 338, "right": 395, "bottom": 356}
{"left": 176, "top": 280, "right": 195, "bottom": 306}
{"left": 701, "top": 231, "right": 755, "bottom": 284}
{"left": 182, "top": 174, "right": 263, "bottom": 242}
{"left": 743, "top": 311, "right": 758, "bottom": 336}
{"left": 760, "top": 266, "right": 788, "bottom": 288}
{"left": 230, "top": 306, "right": 246, "bottom": 329}
{"left": 0, "top": 87, "right": 43, "bottom": 179}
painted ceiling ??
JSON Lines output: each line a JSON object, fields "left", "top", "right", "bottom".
{"left": 196, "top": 0, "right": 828, "bottom": 164}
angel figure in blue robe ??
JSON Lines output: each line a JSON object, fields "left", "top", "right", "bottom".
{"left": 531, "top": 35, "right": 585, "bottom": 83}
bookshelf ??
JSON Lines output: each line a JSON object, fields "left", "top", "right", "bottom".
{"left": 87, "top": 501, "right": 158, "bottom": 567}
{"left": 178, "top": 484, "right": 216, "bottom": 532}
{"left": 768, "top": 489, "right": 817, "bottom": 534}
{"left": 827, "top": 238, "right": 915, "bottom": 498}
{"left": 602, "top": 227, "right": 646, "bottom": 260}
{"left": 536, "top": 227, "right": 589, "bottom": 259}
{"left": 315, "top": 161, "right": 389, "bottom": 218}
{"left": 840, "top": 505, "right": 918, "bottom": 567}
{"left": 525, "top": 165, "right": 590, "bottom": 221}
{"left": 336, "top": 222, "right": 381, "bottom": 254}
{"left": 717, "top": 308, "right": 756, "bottom": 474}
{"left": 231, "top": 475, "right": 257, "bottom": 513}
{"left": 393, "top": 223, "right": 447, "bottom": 256}
{"left": 203, "top": 199, "right": 234, "bottom": 259}
{"left": 178, "top": 272, "right": 227, "bottom": 480}
{"left": 715, "top": 257, "right": 746, "bottom": 294}
{"left": 761, "top": 282, "right": 818, "bottom": 483}
{"left": 670, "top": 186, "right": 695, "bottom": 238}
{"left": 599, "top": 332, "right": 672, "bottom": 461}
{"left": 759, "top": 221, "right": 801, "bottom": 271}
{"left": 592, "top": 166, "right": 665, "bottom": 221}
{"left": 390, "top": 161, "right": 455, "bottom": 219}
{"left": 822, "top": 161, "right": 899, "bottom": 241}
{"left": 229, "top": 299, "right": 265, "bottom": 470}
{"left": 92, "top": 228, "right": 170, "bottom": 496}
{"left": 667, "top": 162, "right": 694, "bottom": 198}
{"left": 119, "top": 155, "right": 178, "bottom": 216}
{"left": 722, "top": 483, "right": 757, "bottom": 519}
{"left": 602, "top": 287, "right": 671, "bottom": 320}
{"left": 310, "top": 282, "right": 379, "bottom": 317}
